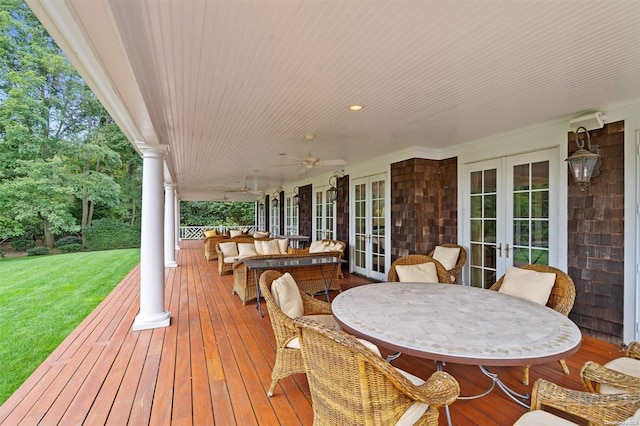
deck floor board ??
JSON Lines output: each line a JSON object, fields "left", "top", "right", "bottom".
{"left": 0, "top": 240, "right": 625, "bottom": 425}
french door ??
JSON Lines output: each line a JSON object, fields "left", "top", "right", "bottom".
{"left": 463, "top": 149, "right": 558, "bottom": 288}
{"left": 314, "top": 186, "right": 335, "bottom": 240}
{"left": 352, "top": 173, "right": 387, "bottom": 280}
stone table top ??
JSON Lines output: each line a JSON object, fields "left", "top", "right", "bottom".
{"left": 331, "top": 282, "right": 582, "bottom": 366}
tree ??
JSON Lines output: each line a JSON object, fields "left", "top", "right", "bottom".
{"left": 181, "top": 201, "right": 255, "bottom": 226}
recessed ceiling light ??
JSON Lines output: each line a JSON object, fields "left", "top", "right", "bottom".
{"left": 349, "top": 104, "right": 363, "bottom": 111}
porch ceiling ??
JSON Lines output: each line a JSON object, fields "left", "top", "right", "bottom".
{"left": 26, "top": 0, "right": 640, "bottom": 201}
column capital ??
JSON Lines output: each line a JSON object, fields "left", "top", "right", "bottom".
{"left": 164, "top": 182, "right": 177, "bottom": 190}
{"left": 135, "top": 142, "right": 169, "bottom": 159}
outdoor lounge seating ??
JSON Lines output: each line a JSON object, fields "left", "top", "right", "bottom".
{"left": 259, "top": 270, "right": 338, "bottom": 397}
{"left": 232, "top": 252, "right": 343, "bottom": 304}
{"left": 428, "top": 244, "right": 467, "bottom": 283}
{"left": 387, "top": 254, "right": 451, "bottom": 283}
{"left": 289, "top": 239, "right": 347, "bottom": 277}
{"left": 581, "top": 341, "right": 640, "bottom": 394}
{"left": 215, "top": 236, "right": 276, "bottom": 275}
{"left": 293, "top": 317, "right": 460, "bottom": 425}
{"left": 514, "top": 378, "right": 640, "bottom": 425}
{"left": 490, "top": 264, "right": 576, "bottom": 385}
{"left": 203, "top": 231, "right": 229, "bottom": 260}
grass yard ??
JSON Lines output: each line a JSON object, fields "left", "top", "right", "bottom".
{"left": 0, "top": 249, "right": 140, "bottom": 404}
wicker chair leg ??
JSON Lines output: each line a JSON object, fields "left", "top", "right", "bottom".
{"left": 559, "top": 358, "right": 570, "bottom": 375}
{"left": 267, "top": 379, "right": 278, "bottom": 397}
{"left": 522, "top": 365, "right": 531, "bottom": 385}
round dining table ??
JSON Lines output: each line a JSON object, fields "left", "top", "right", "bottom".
{"left": 331, "top": 282, "right": 582, "bottom": 408}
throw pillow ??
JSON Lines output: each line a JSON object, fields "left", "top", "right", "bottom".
{"left": 218, "top": 242, "right": 239, "bottom": 257}
{"left": 432, "top": 246, "right": 461, "bottom": 270}
{"left": 394, "top": 262, "right": 439, "bottom": 283}
{"left": 254, "top": 240, "right": 264, "bottom": 255}
{"left": 498, "top": 267, "right": 556, "bottom": 305}
{"left": 271, "top": 273, "right": 304, "bottom": 318}
{"left": 253, "top": 231, "right": 270, "bottom": 238}
{"left": 277, "top": 238, "right": 289, "bottom": 254}
{"left": 309, "top": 240, "right": 328, "bottom": 253}
{"left": 229, "top": 229, "right": 243, "bottom": 238}
{"left": 237, "top": 243, "right": 258, "bottom": 257}
{"left": 262, "top": 239, "right": 281, "bottom": 255}
{"left": 203, "top": 230, "right": 218, "bottom": 238}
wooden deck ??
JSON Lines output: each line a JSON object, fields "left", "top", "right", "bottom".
{"left": 0, "top": 240, "right": 626, "bottom": 425}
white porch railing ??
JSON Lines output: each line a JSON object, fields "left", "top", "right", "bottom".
{"left": 180, "top": 225, "right": 257, "bottom": 240}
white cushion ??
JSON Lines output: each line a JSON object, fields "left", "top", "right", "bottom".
{"left": 600, "top": 357, "right": 640, "bottom": 394}
{"left": 224, "top": 255, "right": 243, "bottom": 264}
{"left": 253, "top": 231, "right": 270, "bottom": 238}
{"left": 300, "top": 314, "right": 340, "bottom": 329}
{"left": 254, "top": 240, "right": 265, "bottom": 255}
{"left": 498, "top": 267, "right": 556, "bottom": 305}
{"left": 277, "top": 238, "right": 289, "bottom": 254}
{"left": 237, "top": 243, "right": 258, "bottom": 257}
{"left": 270, "top": 273, "right": 304, "bottom": 318}
{"left": 514, "top": 410, "right": 578, "bottom": 425}
{"left": 432, "top": 246, "right": 460, "bottom": 271}
{"left": 394, "top": 262, "right": 439, "bottom": 283}
{"left": 622, "top": 408, "right": 640, "bottom": 425}
{"left": 393, "top": 368, "right": 429, "bottom": 426}
{"left": 229, "top": 229, "right": 243, "bottom": 238}
{"left": 261, "top": 239, "right": 282, "bottom": 255}
{"left": 309, "top": 240, "right": 328, "bottom": 253}
{"left": 218, "top": 242, "right": 239, "bottom": 257}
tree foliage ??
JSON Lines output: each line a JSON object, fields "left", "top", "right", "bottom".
{"left": 0, "top": 0, "right": 141, "bottom": 249}
{"left": 181, "top": 201, "right": 255, "bottom": 226}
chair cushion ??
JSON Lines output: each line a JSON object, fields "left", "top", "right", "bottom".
{"left": 218, "top": 242, "right": 239, "bottom": 257}
{"left": 514, "top": 410, "right": 578, "bottom": 425}
{"left": 432, "top": 246, "right": 460, "bottom": 270}
{"left": 394, "top": 262, "right": 438, "bottom": 283}
{"left": 309, "top": 240, "right": 328, "bottom": 253}
{"left": 237, "top": 243, "right": 258, "bottom": 257}
{"left": 601, "top": 357, "right": 640, "bottom": 394}
{"left": 253, "top": 231, "right": 270, "bottom": 238}
{"left": 498, "top": 266, "right": 555, "bottom": 305}
{"left": 254, "top": 240, "right": 265, "bottom": 255}
{"left": 326, "top": 241, "right": 344, "bottom": 252}
{"left": 393, "top": 369, "right": 429, "bottom": 426}
{"left": 622, "top": 408, "right": 640, "bottom": 425}
{"left": 204, "top": 230, "right": 218, "bottom": 238}
{"left": 270, "top": 273, "right": 304, "bottom": 318}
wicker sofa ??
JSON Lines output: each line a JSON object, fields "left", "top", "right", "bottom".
{"left": 289, "top": 239, "right": 347, "bottom": 278}
{"left": 232, "top": 252, "right": 343, "bottom": 304}
{"left": 204, "top": 234, "right": 229, "bottom": 260}
{"left": 215, "top": 236, "right": 274, "bottom": 275}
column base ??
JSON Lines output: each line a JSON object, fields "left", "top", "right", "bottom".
{"left": 165, "top": 260, "right": 178, "bottom": 267}
{"left": 132, "top": 311, "right": 171, "bottom": 331}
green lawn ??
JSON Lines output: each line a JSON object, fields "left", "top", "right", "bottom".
{"left": 0, "top": 249, "right": 140, "bottom": 404}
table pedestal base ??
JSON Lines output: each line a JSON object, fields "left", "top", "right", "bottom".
{"left": 459, "top": 365, "right": 530, "bottom": 409}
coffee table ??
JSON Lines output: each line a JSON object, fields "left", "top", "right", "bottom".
{"left": 243, "top": 255, "right": 346, "bottom": 316}
{"left": 331, "top": 282, "right": 582, "bottom": 409}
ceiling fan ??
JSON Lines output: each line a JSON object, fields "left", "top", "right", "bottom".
{"left": 228, "top": 177, "right": 264, "bottom": 195}
{"left": 279, "top": 134, "right": 346, "bottom": 170}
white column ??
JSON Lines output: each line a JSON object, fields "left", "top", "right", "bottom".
{"left": 164, "top": 183, "right": 178, "bottom": 267}
{"left": 174, "top": 195, "right": 181, "bottom": 250}
{"left": 133, "top": 144, "right": 171, "bottom": 331}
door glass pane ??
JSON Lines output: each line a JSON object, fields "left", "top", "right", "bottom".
{"left": 513, "top": 164, "right": 530, "bottom": 191}
{"left": 531, "top": 191, "right": 549, "bottom": 218}
{"left": 471, "top": 171, "right": 483, "bottom": 194}
{"left": 484, "top": 169, "right": 497, "bottom": 193}
{"left": 513, "top": 192, "right": 529, "bottom": 219}
{"left": 532, "top": 161, "right": 549, "bottom": 190}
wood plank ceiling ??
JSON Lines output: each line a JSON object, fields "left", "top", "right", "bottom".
{"left": 27, "top": 0, "right": 640, "bottom": 200}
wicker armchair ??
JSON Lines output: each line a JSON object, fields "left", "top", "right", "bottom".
{"left": 427, "top": 244, "right": 467, "bottom": 283}
{"left": 514, "top": 378, "right": 640, "bottom": 425}
{"left": 387, "top": 254, "right": 451, "bottom": 283}
{"left": 259, "top": 270, "right": 334, "bottom": 397}
{"left": 490, "top": 264, "right": 576, "bottom": 385}
{"left": 581, "top": 341, "right": 640, "bottom": 394}
{"left": 293, "top": 317, "right": 460, "bottom": 426}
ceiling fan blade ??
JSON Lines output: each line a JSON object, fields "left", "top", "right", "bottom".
{"left": 249, "top": 189, "right": 264, "bottom": 195}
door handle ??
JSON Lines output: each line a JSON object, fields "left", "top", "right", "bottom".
{"left": 497, "top": 243, "right": 502, "bottom": 257}
{"left": 505, "top": 243, "right": 510, "bottom": 258}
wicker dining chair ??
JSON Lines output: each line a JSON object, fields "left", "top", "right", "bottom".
{"left": 427, "top": 244, "right": 467, "bottom": 284}
{"left": 293, "top": 317, "right": 460, "bottom": 426}
{"left": 259, "top": 270, "right": 335, "bottom": 397}
{"left": 514, "top": 378, "right": 640, "bottom": 425}
{"left": 387, "top": 254, "right": 452, "bottom": 283}
{"left": 490, "top": 264, "right": 576, "bottom": 385}
{"left": 581, "top": 341, "right": 640, "bottom": 394}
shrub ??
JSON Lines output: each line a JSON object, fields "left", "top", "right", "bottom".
{"left": 27, "top": 247, "right": 50, "bottom": 256}
{"left": 11, "top": 238, "right": 35, "bottom": 252}
{"left": 58, "top": 243, "right": 83, "bottom": 253}
{"left": 56, "top": 236, "right": 82, "bottom": 247}
{"left": 85, "top": 219, "right": 141, "bottom": 251}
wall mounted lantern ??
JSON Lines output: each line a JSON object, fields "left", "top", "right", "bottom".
{"left": 293, "top": 186, "right": 301, "bottom": 206}
{"left": 565, "top": 126, "right": 601, "bottom": 191}
{"left": 326, "top": 176, "right": 338, "bottom": 204}
{"left": 271, "top": 191, "right": 279, "bottom": 208}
